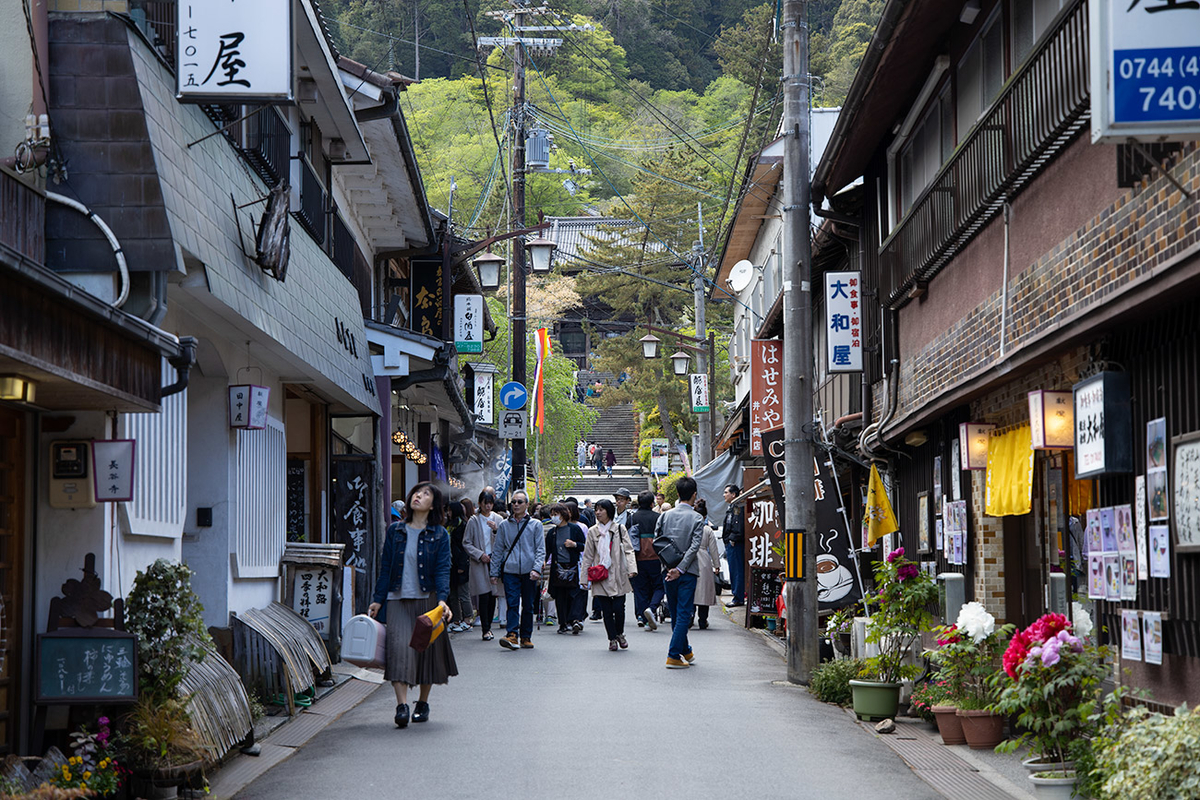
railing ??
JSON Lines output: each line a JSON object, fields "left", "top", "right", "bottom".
{"left": 331, "top": 213, "right": 356, "bottom": 280}
{"left": 135, "top": 0, "right": 177, "bottom": 68}
{"left": 879, "top": 0, "right": 1090, "bottom": 306}
{"left": 243, "top": 106, "right": 292, "bottom": 188}
{"left": 296, "top": 158, "right": 326, "bottom": 246}
{"left": 816, "top": 372, "right": 861, "bottom": 424}
{"left": 0, "top": 170, "right": 43, "bottom": 262}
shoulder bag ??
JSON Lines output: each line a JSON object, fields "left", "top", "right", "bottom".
{"left": 653, "top": 515, "right": 685, "bottom": 569}
{"left": 499, "top": 517, "right": 532, "bottom": 574}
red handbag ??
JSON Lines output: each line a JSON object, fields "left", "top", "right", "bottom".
{"left": 586, "top": 564, "right": 609, "bottom": 582}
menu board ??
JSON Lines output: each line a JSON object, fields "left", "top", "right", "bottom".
{"left": 36, "top": 631, "right": 138, "bottom": 704}
{"left": 750, "top": 568, "right": 783, "bottom": 616}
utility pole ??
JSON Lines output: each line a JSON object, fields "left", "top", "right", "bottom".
{"left": 511, "top": 2, "right": 528, "bottom": 490}
{"left": 692, "top": 234, "right": 712, "bottom": 468}
{"left": 782, "top": 0, "right": 818, "bottom": 684}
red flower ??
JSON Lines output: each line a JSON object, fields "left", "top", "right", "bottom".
{"left": 1027, "top": 613, "right": 1070, "bottom": 644}
{"left": 1003, "top": 628, "right": 1032, "bottom": 679}
{"left": 936, "top": 625, "right": 962, "bottom": 646}
{"left": 886, "top": 547, "right": 905, "bottom": 563}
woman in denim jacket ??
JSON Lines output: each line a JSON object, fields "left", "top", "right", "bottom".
{"left": 369, "top": 482, "right": 458, "bottom": 728}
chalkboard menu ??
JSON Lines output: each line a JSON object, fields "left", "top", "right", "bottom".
{"left": 36, "top": 630, "right": 138, "bottom": 704}
{"left": 287, "top": 459, "right": 307, "bottom": 543}
{"left": 749, "top": 567, "right": 783, "bottom": 616}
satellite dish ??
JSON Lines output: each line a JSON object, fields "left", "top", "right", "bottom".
{"left": 728, "top": 259, "right": 755, "bottom": 292}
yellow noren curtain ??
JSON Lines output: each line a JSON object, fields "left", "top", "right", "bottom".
{"left": 985, "top": 425, "right": 1033, "bottom": 517}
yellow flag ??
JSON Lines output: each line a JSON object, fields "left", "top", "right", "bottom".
{"left": 865, "top": 463, "right": 898, "bottom": 546}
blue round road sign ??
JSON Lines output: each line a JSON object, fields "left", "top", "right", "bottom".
{"left": 500, "top": 381, "right": 528, "bottom": 410}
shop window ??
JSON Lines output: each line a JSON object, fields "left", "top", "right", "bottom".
{"left": 957, "top": 11, "right": 1005, "bottom": 141}
{"left": 119, "top": 359, "right": 187, "bottom": 538}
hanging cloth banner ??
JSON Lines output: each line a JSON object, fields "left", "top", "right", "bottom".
{"left": 985, "top": 425, "right": 1034, "bottom": 516}
{"left": 533, "top": 327, "right": 551, "bottom": 434}
{"left": 864, "top": 463, "right": 898, "bottom": 547}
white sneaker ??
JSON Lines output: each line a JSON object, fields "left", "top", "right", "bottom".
{"left": 642, "top": 609, "right": 658, "bottom": 631}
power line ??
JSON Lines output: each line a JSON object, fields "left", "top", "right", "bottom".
{"left": 328, "top": 17, "right": 511, "bottom": 73}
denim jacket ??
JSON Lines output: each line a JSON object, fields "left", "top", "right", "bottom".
{"left": 372, "top": 522, "right": 451, "bottom": 609}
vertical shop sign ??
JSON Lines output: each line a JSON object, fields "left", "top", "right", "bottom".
{"left": 333, "top": 459, "right": 374, "bottom": 612}
{"left": 92, "top": 440, "right": 135, "bottom": 502}
{"left": 750, "top": 339, "right": 783, "bottom": 456}
{"left": 825, "top": 271, "right": 862, "bottom": 372}
{"left": 410, "top": 259, "right": 443, "bottom": 338}
{"left": 474, "top": 371, "right": 495, "bottom": 425}
{"left": 689, "top": 373, "right": 710, "bottom": 413}
{"left": 293, "top": 568, "right": 332, "bottom": 633}
{"left": 454, "top": 295, "right": 484, "bottom": 353}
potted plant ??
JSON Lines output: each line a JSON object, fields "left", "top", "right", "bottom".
{"left": 826, "top": 606, "right": 856, "bottom": 656}
{"left": 850, "top": 547, "right": 937, "bottom": 721}
{"left": 1091, "top": 702, "right": 1200, "bottom": 798}
{"left": 908, "top": 679, "right": 952, "bottom": 725}
{"left": 991, "top": 608, "right": 1107, "bottom": 799}
{"left": 47, "top": 716, "right": 125, "bottom": 798}
{"left": 928, "top": 602, "right": 1014, "bottom": 749}
{"left": 121, "top": 559, "right": 214, "bottom": 798}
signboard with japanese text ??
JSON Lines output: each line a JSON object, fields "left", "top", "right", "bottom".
{"left": 474, "top": 371, "right": 495, "bottom": 425}
{"left": 229, "top": 384, "right": 269, "bottom": 429}
{"left": 825, "top": 271, "right": 863, "bottom": 372}
{"left": 410, "top": 259, "right": 443, "bottom": 339}
{"left": 750, "top": 339, "right": 783, "bottom": 456}
{"left": 689, "top": 373, "right": 710, "bottom": 413}
{"left": 91, "top": 439, "right": 135, "bottom": 503}
{"left": 1074, "top": 371, "right": 1133, "bottom": 479}
{"left": 36, "top": 631, "right": 138, "bottom": 704}
{"left": 293, "top": 567, "right": 333, "bottom": 633}
{"left": 176, "top": 0, "right": 292, "bottom": 103}
{"left": 1090, "top": 0, "right": 1200, "bottom": 142}
{"left": 454, "top": 295, "right": 484, "bottom": 354}
{"left": 333, "top": 458, "right": 374, "bottom": 613}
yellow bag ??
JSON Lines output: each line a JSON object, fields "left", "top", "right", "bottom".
{"left": 408, "top": 604, "right": 446, "bottom": 652}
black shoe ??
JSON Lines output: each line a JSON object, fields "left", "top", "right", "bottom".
{"left": 590, "top": 611, "right": 602, "bottom": 621}
{"left": 412, "top": 701, "right": 430, "bottom": 723}
{"left": 394, "top": 703, "right": 410, "bottom": 728}
{"left": 699, "top": 619, "right": 709, "bottom": 629}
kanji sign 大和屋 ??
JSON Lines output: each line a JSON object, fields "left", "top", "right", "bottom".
{"left": 825, "top": 271, "right": 862, "bottom": 372}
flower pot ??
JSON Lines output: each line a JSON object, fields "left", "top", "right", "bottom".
{"left": 931, "top": 704, "right": 966, "bottom": 745}
{"left": 1028, "top": 770, "right": 1077, "bottom": 800}
{"left": 837, "top": 632, "right": 852, "bottom": 655}
{"left": 848, "top": 679, "right": 902, "bottom": 722}
{"left": 956, "top": 708, "right": 1005, "bottom": 749}
{"left": 1022, "top": 756, "right": 1075, "bottom": 774}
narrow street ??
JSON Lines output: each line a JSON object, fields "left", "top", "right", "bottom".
{"left": 232, "top": 611, "right": 938, "bottom": 799}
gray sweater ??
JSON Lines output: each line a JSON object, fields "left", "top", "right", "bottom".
{"left": 652, "top": 502, "right": 706, "bottom": 576}
{"left": 489, "top": 514, "right": 546, "bottom": 577}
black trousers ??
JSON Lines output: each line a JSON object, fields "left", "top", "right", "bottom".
{"left": 595, "top": 594, "right": 626, "bottom": 639}
{"left": 476, "top": 592, "right": 497, "bottom": 633}
{"left": 550, "top": 584, "right": 587, "bottom": 627}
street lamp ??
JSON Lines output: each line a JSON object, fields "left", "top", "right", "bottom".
{"left": 639, "top": 333, "right": 662, "bottom": 359}
{"left": 526, "top": 236, "right": 557, "bottom": 275}
{"left": 670, "top": 351, "right": 691, "bottom": 376}
{"left": 474, "top": 251, "right": 505, "bottom": 291}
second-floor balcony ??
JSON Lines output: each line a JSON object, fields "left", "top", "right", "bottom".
{"left": 879, "top": 0, "right": 1090, "bottom": 308}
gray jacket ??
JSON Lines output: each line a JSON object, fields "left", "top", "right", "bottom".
{"left": 652, "top": 502, "right": 705, "bottom": 576}
{"left": 489, "top": 514, "right": 546, "bottom": 578}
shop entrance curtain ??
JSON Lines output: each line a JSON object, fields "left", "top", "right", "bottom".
{"left": 985, "top": 425, "right": 1033, "bottom": 517}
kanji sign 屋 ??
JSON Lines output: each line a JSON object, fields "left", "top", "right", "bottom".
{"left": 750, "top": 339, "right": 783, "bottom": 456}
{"left": 825, "top": 271, "right": 862, "bottom": 372}
{"left": 176, "top": 0, "right": 292, "bottom": 102}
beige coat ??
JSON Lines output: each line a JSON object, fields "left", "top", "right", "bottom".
{"left": 581, "top": 523, "right": 637, "bottom": 597}
{"left": 694, "top": 525, "right": 723, "bottom": 606}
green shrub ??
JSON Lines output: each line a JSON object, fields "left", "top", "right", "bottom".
{"left": 654, "top": 471, "right": 687, "bottom": 506}
{"left": 1096, "top": 704, "right": 1200, "bottom": 799}
{"left": 809, "top": 658, "right": 864, "bottom": 707}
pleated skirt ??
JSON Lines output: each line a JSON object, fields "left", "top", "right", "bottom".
{"left": 385, "top": 595, "right": 459, "bottom": 686}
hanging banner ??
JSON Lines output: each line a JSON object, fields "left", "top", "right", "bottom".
{"left": 176, "top": 0, "right": 293, "bottom": 103}
{"left": 333, "top": 458, "right": 374, "bottom": 614}
{"left": 825, "top": 271, "right": 863, "bottom": 372}
{"left": 650, "top": 439, "right": 669, "bottom": 475}
{"left": 474, "top": 371, "right": 495, "bottom": 425}
{"left": 454, "top": 295, "right": 484, "bottom": 353}
{"left": 410, "top": 258, "right": 443, "bottom": 339}
{"left": 91, "top": 440, "right": 136, "bottom": 503}
{"left": 689, "top": 373, "right": 710, "bottom": 413}
{"left": 750, "top": 339, "right": 783, "bottom": 456}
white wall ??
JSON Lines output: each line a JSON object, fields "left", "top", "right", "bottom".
{"left": 0, "top": 0, "right": 33, "bottom": 166}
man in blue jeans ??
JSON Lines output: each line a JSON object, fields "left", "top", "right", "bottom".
{"left": 652, "top": 477, "right": 706, "bottom": 669}
{"left": 722, "top": 484, "right": 746, "bottom": 607}
{"left": 489, "top": 491, "right": 545, "bottom": 650}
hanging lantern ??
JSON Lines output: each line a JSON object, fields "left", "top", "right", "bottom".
{"left": 229, "top": 385, "right": 270, "bottom": 429}
{"left": 958, "top": 422, "right": 996, "bottom": 470}
{"left": 1028, "top": 390, "right": 1074, "bottom": 449}
{"left": 640, "top": 334, "right": 662, "bottom": 359}
{"left": 670, "top": 351, "right": 691, "bottom": 376}
{"left": 474, "top": 251, "right": 505, "bottom": 291}
{"left": 526, "top": 235, "right": 557, "bottom": 274}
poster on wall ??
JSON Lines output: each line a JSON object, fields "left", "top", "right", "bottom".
{"left": 1121, "top": 610, "right": 1143, "bottom": 662}
{"left": 1120, "top": 553, "right": 1138, "bottom": 601}
{"left": 1100, "top": 507, "right": 1118, "bottom": 551}
{"left": 1148, "top": 418, "right": 1167, "bottom": 469}
{"left": 1116, "top": 504, "right": 1135, "bottom": 553}
{"left": 917, "top": 492, "right": 932, "bottom": 554}
{"left": 1149, "top": 524, "right": 1171, "bottom": 578}
{"left": 1104, "top": 552, "right": 1121, "bottom": 601}
{"left": 1143, "top": 612, "right": 1163, "bottom": 665}
{"left": 1088, "top": 554, "right": 1105, "bottom": 599}
{"left": 935, "top": 518, "right": 944, "bottom": 551}
{"left": 951, "top": 533, "right": 965, "bottom": 566}
{"left": 1171, "top": 432, "right": 1200, "bottom": 552}
{"left": 1135, "top": 476, "right": 1149, "bottom": 580}
{"left": 950, "top": 443, "right": 962, "bottom": 501}
{"left": 1086, "top": 508, "right": 1103, "bottom": 555}
{"left": 1148, "top": 469, "right": 1169, "bottom": 521}
{"left": 933, "top": 456, "right": 943, "bottom": 507}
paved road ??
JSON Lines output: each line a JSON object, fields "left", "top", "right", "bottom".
{"left": 234, "top": 609, "right": 939, "bottom": 799}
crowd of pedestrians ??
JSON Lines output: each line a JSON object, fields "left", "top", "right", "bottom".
{"left": 370, "top": 476, "right": 748, "bottom": 728}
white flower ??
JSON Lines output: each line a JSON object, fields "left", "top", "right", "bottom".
{"left": 1071, "top": 602, "right": 1094, "bottom": 639}
{"left": 956, "top": 601, "right": 996, "bottom": 643}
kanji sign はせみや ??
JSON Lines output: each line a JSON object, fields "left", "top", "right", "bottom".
{"left": 750, "top": 339, "right": 783, "bottom": 456}
{"left": 176, "top": 0, "right": 292, "bottom": 102}
{"left": 825, "top": 271, "right": 863, "bottom": 372}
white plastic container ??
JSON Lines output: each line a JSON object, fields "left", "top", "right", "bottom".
{"left": 342, "top": 614, "right": 386, "bottom": 668}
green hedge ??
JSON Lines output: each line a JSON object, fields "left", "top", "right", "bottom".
{"left": 808, "top": 658, "right": 864, "bottom": 707}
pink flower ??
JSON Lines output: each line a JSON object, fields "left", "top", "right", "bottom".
{"left": 886, "top": 547, "right": 905, "bottom": 563}
{"left": 1041, "top": 639, "right": 1062, "bottom": 667}
{"left": 98, "top": 716, "right": 109, "bottom": 726}
{"left": 1028, "top": 613, "right": 1070, "bottom": 643}
{"left": 897, "top": 563, "right": 919, "bottom": 582}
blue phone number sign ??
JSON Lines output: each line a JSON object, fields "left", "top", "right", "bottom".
{"left": 1114, "top": 47, "right": 1200, "bottom": 123}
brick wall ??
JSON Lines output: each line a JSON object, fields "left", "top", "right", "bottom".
{"left": 896, "top": 143, "right": 1200, "bottom": 423}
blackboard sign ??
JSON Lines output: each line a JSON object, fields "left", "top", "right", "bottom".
{"left": 36, "top": 630, "right": 138, "bottom": 704}
{"left": 749, "top": 567, "right": 783, "bottom": 615}
{"left": 287, "top": 459, "right": 307, "bottom": 543}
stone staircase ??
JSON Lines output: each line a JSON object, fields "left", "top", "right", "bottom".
{"left": 558, "top": 373, "right": 649, "bottom": 497}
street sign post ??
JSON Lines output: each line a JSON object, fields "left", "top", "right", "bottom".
{"left": 499, "top": 409, "right": 527, "bottom": 440}
{"left": 500, "top": 381, "right": 528, "bottom": 411}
